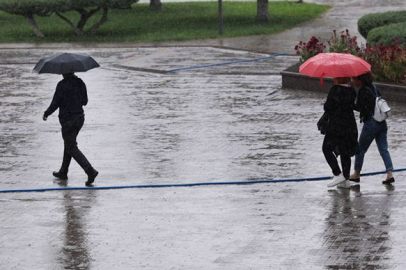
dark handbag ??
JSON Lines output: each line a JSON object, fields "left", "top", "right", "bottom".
{"left": 317, "top": 112, "right": 328, "bottom": 135}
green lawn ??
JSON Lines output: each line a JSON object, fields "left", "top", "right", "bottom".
{"left": 0, "top": 2, "right": 330, "bottom": 43}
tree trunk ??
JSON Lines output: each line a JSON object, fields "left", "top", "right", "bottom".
{"left": 256, "top": 0, "right": 270, "bottom": 22}
{"left": 150, "top": 0, "right": 162, "bottom": 11}
{"left": 55, "top": 12, "right": 84, "bottom": 36}
{"left": 86, "top": 7, "right": 108, "bottom": 35}
{"left": 76, "top": 8, "right": 100, "bottom": 30}
{"left": 25, "top": 14, "right": 44, "bottom": 38}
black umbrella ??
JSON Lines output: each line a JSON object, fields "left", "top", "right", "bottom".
{"left": 33, "top": 52, "right": 100, "bottom": 74}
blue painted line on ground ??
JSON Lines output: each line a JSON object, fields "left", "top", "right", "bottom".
{"left": 167, "top": 53, "right": 288, "bottom": 72}
{"left": 0, "top": 168, "right": 405, "bottom": 194}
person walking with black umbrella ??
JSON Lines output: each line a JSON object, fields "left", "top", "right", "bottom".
{"left": 35, "top": 53, "right": 100, "bottom": 186}
{"left": 43, "top": 73, "right": 98, "bottom": 186}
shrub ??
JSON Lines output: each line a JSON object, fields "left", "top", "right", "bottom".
{"left": 328, "top": 29, "right": 361, "bottom": 55}
{"left": 360, "top": 40, "right": 406, "bottom": 83}
{"left": 367, "top": 22, "right": 406, "bottom": 46}
{"left": 295, "top": 29, "right": 359, "bottom": 61}
{"left": 294, "top": 36, "right": 325, "bottom": 62}
{"left": 358, "top": 11, "right": 406, "bottom": 39}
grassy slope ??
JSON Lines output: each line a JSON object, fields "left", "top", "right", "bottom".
{"left": 0, "top": 2, "right": 329, "bottom": 43}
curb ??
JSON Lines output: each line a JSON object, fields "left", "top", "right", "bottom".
{"left": 281, "top": 67, "right": 406, "bottom": 104}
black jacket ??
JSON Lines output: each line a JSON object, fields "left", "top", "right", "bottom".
{"left": 324, "top": 84, "right": 358, "bottom": 156}
{"left": 44, "top": 75, "right": 88, "bottom": 123}
{"left": 355, "top": 83, "right": 380, "bottom": 123}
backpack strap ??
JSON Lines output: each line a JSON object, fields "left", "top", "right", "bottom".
{"left": 362, "top": 84, "right": 378, "bottom": 120}
{"left": 365, "top": 84, "right": 380, "bottom": 98}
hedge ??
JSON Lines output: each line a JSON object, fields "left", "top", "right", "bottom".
{"left": 358, "top": 11, "right": 406, "bottom": 39}
{"left": 367, "top": 22, "right": 406, "bottom": 46}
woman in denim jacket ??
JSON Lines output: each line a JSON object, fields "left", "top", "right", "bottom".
{"left": 349, "top": 72, "right": 394, "bottom": 185}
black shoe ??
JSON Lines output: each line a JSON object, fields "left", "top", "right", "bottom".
{"left": 349, "top": 177, "right": 360, "bottom": 183}
{"left": 382, "top": 177, "right": 395, "bottom": 185}
{"left": 53, "top": 171, "right": 68, "bottom": 180}
{"left": 85, "top": 170, "right": 98, "bottom": 187}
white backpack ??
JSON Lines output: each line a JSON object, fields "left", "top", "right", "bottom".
{"left": 368, "top": 85, "right": 391, "bottom": 122}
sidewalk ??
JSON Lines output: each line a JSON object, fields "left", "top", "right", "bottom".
{"left": 2, "top": 175, "right": 406, "bottom": 270}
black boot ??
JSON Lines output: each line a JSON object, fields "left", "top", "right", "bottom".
{"left": 382, "top": 177, "right": 395, "bottom": 185}
{"left": 53, "top": 171, "right": 68, "bottom": 180}
{"left": 85, "top": 169, "right": 98, "bottom": 186}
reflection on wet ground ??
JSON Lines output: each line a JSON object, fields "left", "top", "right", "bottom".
{"left": 1, "top": 47, "right": 406, "bottom": 269}
{"left": 56, "top": 179, "right": 94, "bottom": 270}
{"left": 323, "top": 186, "right": 395, "bottom": 269}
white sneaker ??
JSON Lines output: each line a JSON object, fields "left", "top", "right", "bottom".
{"left": 337, "top": 180, "right": 351, "bottom": 189}
{"left": 327, "top": 174, "right": 346, "bottom": 187}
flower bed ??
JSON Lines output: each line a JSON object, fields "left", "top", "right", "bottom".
{"left": 295, "top": 30, "right": 406, "bottom": 84}
{"left": 282, "top": 30, "right": 406, "bottom": 103}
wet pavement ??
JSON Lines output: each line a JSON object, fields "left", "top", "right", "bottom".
{"left": 2, "top": 1, "right": 406, "bottom": 269}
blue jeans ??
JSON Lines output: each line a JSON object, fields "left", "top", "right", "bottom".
{"left": 354, "top": 118, "right": 393, "bottom": 172}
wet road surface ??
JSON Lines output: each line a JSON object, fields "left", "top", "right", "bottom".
{"left": 1, "top": 46, "right": 406, "bottom": 270}
{"left": 1, "top": 47, "right": 406, "bottom": 188}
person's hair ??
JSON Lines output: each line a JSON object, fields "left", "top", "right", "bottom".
{"left": 334, "top": 77, "right": 351, "bottom": 85}
{"left": 62, "top": 73, "right": 74, "bottom": 79}
{"left": 356, "top": 72, "right": 374, "bottom": 85}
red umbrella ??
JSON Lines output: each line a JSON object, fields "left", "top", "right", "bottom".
{"left": 299, "top": 53, "right": 371, "bottom": 78}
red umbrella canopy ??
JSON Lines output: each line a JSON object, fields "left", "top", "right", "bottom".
{"left": 299, "top": 53, "right": 371, "bottom": 78}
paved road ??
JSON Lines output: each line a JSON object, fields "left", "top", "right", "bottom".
{"left": 1, "top": 1, "right": 406, "bottom": 269}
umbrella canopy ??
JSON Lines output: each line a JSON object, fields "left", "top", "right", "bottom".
{"left": 33, "top": 52, "right": 100, "bottom": 74}
{"left": 299, "top": 53, "right": 371, "bottom": 78}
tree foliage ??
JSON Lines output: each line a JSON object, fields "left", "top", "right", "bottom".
{"left": 0, "top": 0, "right": 138, "bottom": 37}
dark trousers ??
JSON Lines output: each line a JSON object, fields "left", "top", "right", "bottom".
{"left": 60, "top": 116, "right": 93, "bottom": 175}
{"left": 322, "top": 134, "right": 351, "bottom": 179}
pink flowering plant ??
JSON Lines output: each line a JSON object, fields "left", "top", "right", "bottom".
{"left": 294, "top": 36, "right": 326, "bottom": 62}
{"left": 360, "top": 39, "right": 406, "bottom": 83}
{"left": 295, "top": 30, "right": 406, "bottom": 84}
{"left": 328, "top": 29, "right": 361, "bottom": 55}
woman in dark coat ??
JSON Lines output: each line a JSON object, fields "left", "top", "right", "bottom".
{"left": 323, "top": 77, "right": 358, "bottom": 188}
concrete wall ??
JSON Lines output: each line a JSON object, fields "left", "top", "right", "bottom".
{"left": 281, "top": 71, "right": 406, "bottom": 103}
